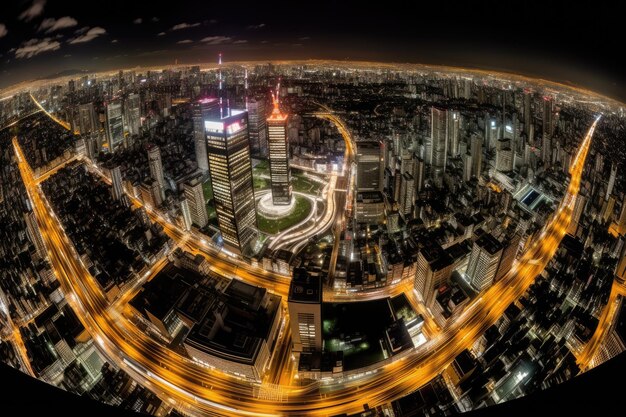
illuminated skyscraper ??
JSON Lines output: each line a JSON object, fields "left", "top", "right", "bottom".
{"left": 24, "top": 209, "right": 46, "bottom": 260}
{"left": 399, "top": 172, "right": 414, "bottom": 219}
{"left": 466, "top": 233, "right": 503, "bottom": 291}
{"left": 430, "top": 107, "right": 447, "bottom": 181}
{"left": 356, "top": 140, "right": 384, "bottom": 192}
{"left": 447, "top": 110, "right": 460, "bottom": 157}
{"left": 180, "top": 198, "right": 193, "bottom": 231}
{"left": 205, "top": 110, "right": 258, "bottom": 254}
{"left": 78, "top": 102, "right": 98, "bottom": 135}
{"left": 106, "top": 99, "right": 125, "bottom": 151}
{"left": 124, "top": 93, "right": 141, "bottom": 136}
{"left": 183, "top": 179, "right": 208, "bottom": 228}
{"left": 495, "top": 138, "right": 514, "bottom": 173}
{"left": 192, "top": 98, "right": 219, "bottom": 172}
{"left": 414, "top": 244, "right": 453, "bottom": 308}
{"left": 147, "top": 144, "right": 165, "bottom": 200}
{"left": 110, "top": 165, "right": 124, "bottom": 201}
{"left": 266, "top": 89, "right": 291, "bottom": 205}
{"left": 248, "top": 98, "right": 268, "bottom": 157}
{"left": 470, "top": 134, "right": 483, "bottom": 179}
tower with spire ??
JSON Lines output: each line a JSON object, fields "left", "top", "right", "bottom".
{"left": 266, "top": 82, "right": 292, "bottom": 205}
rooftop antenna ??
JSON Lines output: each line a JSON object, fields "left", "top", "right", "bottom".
{"left": 271, "top": 80, "right": 281, "bottom": 114}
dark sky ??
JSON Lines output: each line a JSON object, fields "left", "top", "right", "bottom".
{"left": 1, "top": 0, "right": 624, "bottom": 102}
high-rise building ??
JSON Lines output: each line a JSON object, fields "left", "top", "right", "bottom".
{"left": 430, "top": 107, "right": 448, "bottom": 180}
{"left": 24, "top": 209, "right": 46, "bottom": 260}
{"left": 466, "top": 233, "right": 503, "bottom": 291}
{"left": 356, "top": 140, "right": 384, "bottom": 192}
{"left": 568, "top": 194, "right": 587, "bottom": 235}
{"left": 355, "top": 191, "right": 385, "bottom": 224}
{"left": 607, "top": 163, "right": 617, "bottom": 201}
{"left": 183, "top": 178, "right": 208, "bottom": 228}
{"left": 414, "top": 244, "right": 453, "bottom": 307}
{"left": 205, "top": 110, "right": 257, "bottom": 254}
{"left": 248, "top": 98, "right": 268, "bottom": 157}
{"left": 447, "top": 110, "right": 460, "bottom": 157}
{"left": 180, "top": 198, "right": 193, "bottom": 231}
{"left": 124, "top": 93, "right": 141, "bottom": 136}
{"left": 496, "top": 138, "right": 514, "bottom": 173}
{"left": 470, "top": 135, "right": 483, "bottom": 178}
{"left": 543, "top": 96, "right": 554, "bottom": 138}
{"left": 413, "top": 155, "right": 425, "bottom": 194}
{"left": 78, "top": 102, "right": 98, "bottom": 135}
{"left": 192, "top": 98, "right": 219, "bottom": 172}
{"left": 399, "top": 172, "right": 414, "bottom": 219}
{"left": 462, "top": 153, "right": 473, "bottom": 182}
{"left": 288, "top": 269, "right": 322, "bottom": 352}
{"left": 495, "top": 234, "right": 521, "bottom": 282}
{"left": 105, "top": 99, "right": 125, "bottom": 151}
{"left": 140, "top": 178, "right": 163, "bottom": 208}
{"left": 147, "top": 144, "right": 165, "bottom": 200}
{"left": 523, "top": 89, "right": 532, "bottom": 140}
{"left": 110, "top": 165, "right": 124, "bottom": 201}
{"left": 542, "top": 131, "right": 552, "bottom": 167}
{"left": 266, "top": 92, "right": 291, "bottom": 205}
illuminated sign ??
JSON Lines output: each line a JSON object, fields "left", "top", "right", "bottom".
{"left": 205, "top": 121, "right": 224, "bottom": 132}
{"left": 226, "top": 121, "right": 244, "bottom": 134}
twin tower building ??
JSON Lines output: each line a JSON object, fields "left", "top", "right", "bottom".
{"left": 192, "top": 93, "right": 290, "bottom": 256}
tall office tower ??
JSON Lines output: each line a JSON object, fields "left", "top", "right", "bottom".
{"left": 288, "top": 269, "right": 322, "bottom": 352}
{"left": 205, "top": 110, "right": 258, "bottom": 254}
{"left": 180, "top": 198, "right": 193, "bottom": 231}
{"left": 485, "top": 118, "right": 499, "bottom": 151}
{"left": 414, "top": 244, "right": 453, "bottom": 308}
{"left": 412, "top": 155, "right": 424, "bottom": 194}
{"left": 124, "top": 93, "right": 141, "bottom": 136}
{"left": 266, "top": 90, "right": 291, "bottom": 205}
{"left": 78, "top": 102, "right": 98, "bottom": 135}
{"left": 356, "top": 140, "right": 384, "bottom": 191}
{"left": 494, "top": 234, "right": 521, "bottom": 282}
{"left": 399, "top": 172, "right": 414, "bottom": 219}
{"left": 400, "top": 149, "right": 414, "bottom": 175}
{"left": 392, "top": 169, "right": 402, "bottom": 203}
{"left": 466, "top": 233, "right": 503, "bottom": 291}
{"left": 192, "top": 98, "right": 219, "bottom": 172}
{"left": 140, "top": 178, "right": 163, "bottom": 208}
{"left": 183, "top": 178, "right": 209, "bottom": 228}
{"left": 607, "top": 163, "right": 617, "bottom": 201}
{"left": 447, "top": 110, "right": 461, "bottom": 157}
{"left": 543, "top": 96, "right": 554, "bottom": 138}
{"left": 567, "top": 194, "right": 587, "bottom": 235}
{"left": 523, "top": 89, "right": 532, "bottom": 139}
{"left": 147, "top": 144, "right": 165, "bottom": 200}
{"left": 430, "top": 107, "right": 448, "bottom": 180}
{"left": 24, "top": 209, "right": 46, "bottom": 259}
{"left": 470, "top": 135, "right": 483, "bottom": 178}
{"left": 106, "top": 99, "right": 125, "bottom": 151}
{"left": 495, "top": 138, "right": 514, "bottom": 173}
{"left": 248, "top": 98, "right": 268, "bottom": 157}
{"left": 542, "top": 131, "right": 552, "bottom": 167}
{"left": 462, "top": 153, "right": 473, "bottom": 182}
{"left": 110, "top": 165, "right": 124, "bottom": 201}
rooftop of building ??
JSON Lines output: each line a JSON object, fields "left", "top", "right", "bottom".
{"left": 288, "top": 267, "right": 322, "bottom": 304}
{"left": 475, "top": 232, "right": 503, "bottom": 255}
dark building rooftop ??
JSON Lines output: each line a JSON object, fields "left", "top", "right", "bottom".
{"left": 289, "top": 267, "right": 322, "bottom": 304}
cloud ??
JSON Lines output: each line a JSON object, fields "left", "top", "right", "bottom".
{"left": 170, "top": 22, "right": 200, "bottom": 31}
{"left": 299, "top": 36, "right": 311, "bottom": 40}
{"left": 201, "top": 36, "right": 232, "bottom": 45}
{"left": 19, "top": 0, "right": 46, "bottom": 22}
{"left": 74, "top": 26, "right": 89, "bottom": 34}
{"left": 209, "top": 19, "right": 218, "bottom": 24}
{"left": 233, "top": 40, "right": 248, "bottom": 44}
{"left": 15, "top": 37, "right": 60, "bottom": 58}
{"left": 111, "top": 39, "right": 118, "bottom": 43}
{"left": 68, "top": 26, "right": 106, "bottom": 44}
{"left": 0, "top": 24, "right": 7, "bottom": 38}
{"left": 133, "top": 18, "right": 142, "bottom": 24}
{"left": 151, "top": 17, "right": 159, "bottom": 22}
{"left": 157, "top": 32, "right": 166, "bottom": 36}
{"left": 247, "top": 23, "right": 266, "bottom": 30}
{"left": 177, "top": 39, "right": 193, "bottom": 44}
{"left": 39, "top": 16, "right": 78, "bottom": 33}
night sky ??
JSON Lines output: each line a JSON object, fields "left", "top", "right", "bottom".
{"left": 1, "top": 0, "right": 624, "bottom": 101}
